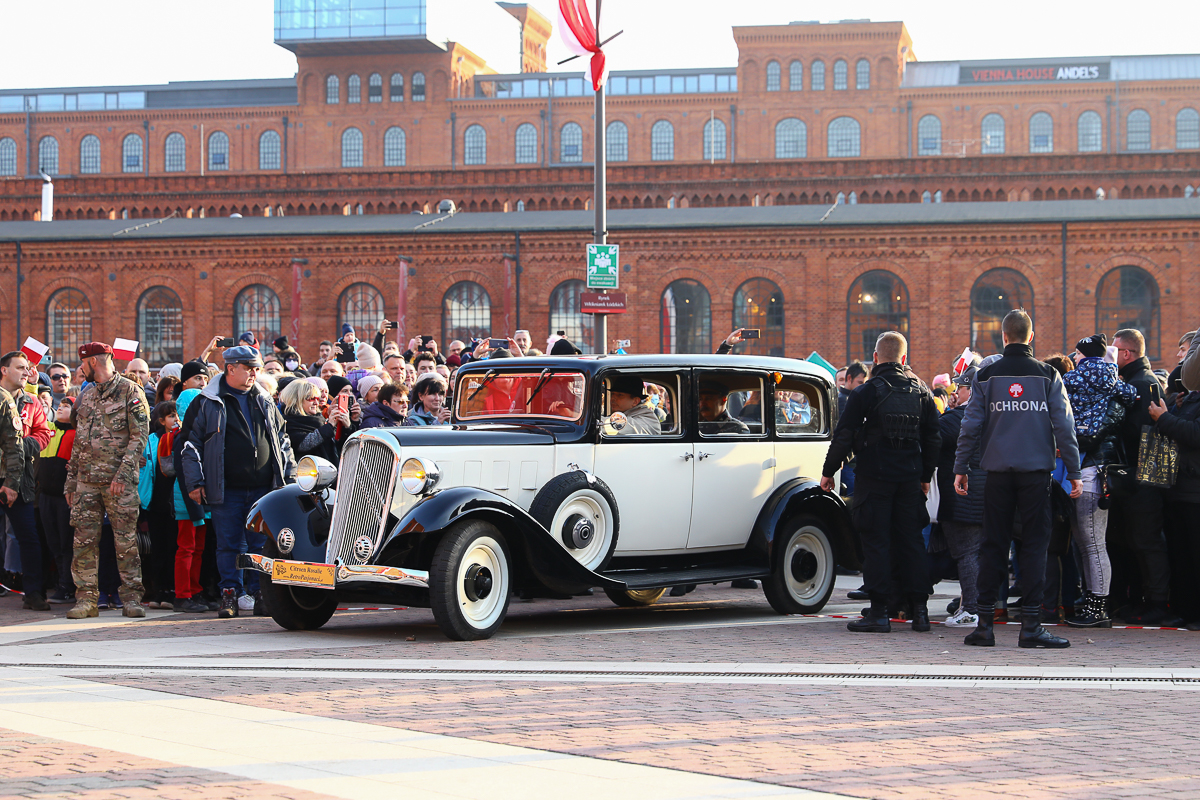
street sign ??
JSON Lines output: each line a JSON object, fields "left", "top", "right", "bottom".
{"left": 586, "top": 243, "right": 619, "bottom": 289}
{"left": 580, "top": 291, "right": 627, "bottom": 314}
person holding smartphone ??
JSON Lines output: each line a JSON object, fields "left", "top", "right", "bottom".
{"left": 407, "top": 373, "right": 451, "bottom": 426}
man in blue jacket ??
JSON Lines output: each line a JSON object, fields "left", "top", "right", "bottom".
{"left": 954, "top": 309, "right": 1082, "bottom": 648}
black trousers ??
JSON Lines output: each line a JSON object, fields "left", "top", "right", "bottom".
{"left": 1111, "top": 485, "right": 1170, "bottom": 604}
{"left": 1164, "top": 501, "right": 1200, "bottom": 622}
{"left": 977, "top": 471, "right": 1051, "bottom": 612}
{"left": 851, "top": 476, "right": 931, "bottom": 602}
{"left": 38, "top": 494, "right": 74, "bottom": 595}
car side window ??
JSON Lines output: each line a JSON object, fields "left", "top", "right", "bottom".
{"left": 601, "top": 373, "right": 681, "bottom": 438}
{"left": 775, "top": 377, "right": 826, "bottom": 436}
{"left": 697, "top": 372, "right": 764, "bottom": 437}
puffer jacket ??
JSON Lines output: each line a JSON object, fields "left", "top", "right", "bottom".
{"left": 180, "top": 376, "right": 297, "bottom": 505}
{"left": 1154, "top": 391, "right": 1200, "bottom": 504}
{"left": 937, "top": 405, "right": 987, "bottom": 526}
{"left": 1063, "top": 357, "right": 1136, "bottom": 437}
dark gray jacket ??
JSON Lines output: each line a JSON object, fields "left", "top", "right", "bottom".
{"left": 955, "top": 342, "right": 1081, "bottom": 478}
{"left": 180, "top": 376, "right": 296, "bottom": 505}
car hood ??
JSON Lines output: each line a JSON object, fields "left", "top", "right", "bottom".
{"left": 366, "top": 426, "right": 558, "bottom": 447}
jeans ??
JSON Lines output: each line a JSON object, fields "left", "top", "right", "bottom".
{"left": 977, "top": 471, "right": 1052, "bottom": 614}
{"left": 1070, "top": 491, "right": 1111, "bottom": 596}
{"left": 0, "top": 498, "right": 42, "bottom": 597}
{"left": 941, "top": 521, "right": 983, "bottom": 614}
{"left": 210, "top": 486, "right": 269, "bottom": 594}
{"left": 851, "top": 476, "right": 932, "bottom": 602}
{"left": 38, "top": 494, "right": 74, "bottom": 595}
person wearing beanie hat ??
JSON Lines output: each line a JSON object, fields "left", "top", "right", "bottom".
{"left": 341, "top": 323, "right": 355, "bottom": 339}
{"left": 326, "top": 375, "right": 353, "bottom": 400}
{"left": 1075, "top": 333, "right": 1107, "bottom": 360}
{"left": 272, "top": 336, "right": 289, "bottom": 353}
{"left": 356, "top": 374, "right": 385, "bottom": 404}
{"left": 179, "top": 360, "right": 208, "bottom": 392}
{"left": 238, "top": 331, "right": 258, "bottom": 349}
{"left": 157, "top": 362, "right": 183, "bottom": 382}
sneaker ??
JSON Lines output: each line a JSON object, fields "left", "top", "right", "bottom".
{"left": 178, "top": 596, "right": 209, "bottom": 613}
{"left": 205, "top": 595, "right": 220, "bottom": 611}
{"left": 252, "top": 591, "right": 267, "bottom": 617}
{"left": 944, "top": 608, "right": 979, "bottom": 628}
{"left": 946, "top": 596, "right": 961, "bottom": 615}
{"left": 218, "top": 588, "right": 239, "bottom": 619}
{"left": 237, "top": 593, "right": 256, "bottom": 612}
{"left": 47, "top": 590, "right": 76, "bottom": 605}
{"left": 96, "top": 593, "right": 111, "bottom": 610}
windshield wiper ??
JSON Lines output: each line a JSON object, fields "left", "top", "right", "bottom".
{"left": 525, "top": 368, "right": 553, "bottom": 407}
{"left": 466, "top": 369, "right": 500, "bottom": 402}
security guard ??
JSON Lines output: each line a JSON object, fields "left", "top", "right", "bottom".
{"left": 64, "top": 342, "right": 150, "bottom": 619}
{"left": 821, "top": 331, "right": 941, "bottom": 633}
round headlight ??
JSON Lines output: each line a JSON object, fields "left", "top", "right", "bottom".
{"left": 296, "top": 455, "right": 337, "bottom": 493}
{"left": 401, "top": 457, "right": 441, "bottom": 495}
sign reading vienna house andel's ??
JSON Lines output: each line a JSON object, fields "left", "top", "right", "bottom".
{"left": 959, "top": 62, "right": 1110, "bottom": 84}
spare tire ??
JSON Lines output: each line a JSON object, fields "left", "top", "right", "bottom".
{"left": 529, "top": 471, "right": 620, "bottom": 571}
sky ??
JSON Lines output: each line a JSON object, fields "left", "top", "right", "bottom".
{"left": 3, "top": 1, "right": 1199, "bottom": 90}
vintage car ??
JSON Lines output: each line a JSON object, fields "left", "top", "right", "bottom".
{"left": 239, "top": 354, "right": 858, "bottom": 640}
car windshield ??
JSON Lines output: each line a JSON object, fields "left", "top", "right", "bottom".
{"left": 456, "top": 371, "right": 587, "bottom": 422}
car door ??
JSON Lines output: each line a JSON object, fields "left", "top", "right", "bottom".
{"left": 591, "top": 370, "right": 693, "bottom": 554}
{"left": 687, "top": 369, "right": 775, "bottom": 550}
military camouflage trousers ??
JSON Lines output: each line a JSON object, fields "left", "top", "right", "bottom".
{"left": 70, "top": 482, "right": 144, "bottom": 603}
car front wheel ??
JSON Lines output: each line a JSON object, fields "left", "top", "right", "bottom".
{"left": 430, "top": 519, "right": 512, "bottom": 641}
{"left": 261, "top": 542, "right": 338, "bottom": 631}
{"left": 763, "top": 514, "right": 836, "bottom": 615}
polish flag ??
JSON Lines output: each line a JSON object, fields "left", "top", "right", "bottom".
{"left": 558, "top": 0, "right": 609, "bottom": 91}
{"left": 112, "top": 338, "right": 139, "bottom": 361}
{"left": 953, "top": 347, "right": 973, "bottom": 375}
{"left": 19, "top": 337, "right": 48, "bottom": 364}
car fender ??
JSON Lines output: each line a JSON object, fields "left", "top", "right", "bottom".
{"left": 378, "top": 485, "right": 625, "bottom": 594}
{"left": 246, "top": 484, "right": 333, "bottom": 565}
{"left": 749, "top": 479, "right": 860, "bottom": 571}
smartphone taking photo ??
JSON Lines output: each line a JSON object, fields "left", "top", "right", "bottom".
{"left": 742, "top": 329, "right": 761, "bottom": 339}
{"left": 489, "top": 338, "right": 508, "bottom": 350}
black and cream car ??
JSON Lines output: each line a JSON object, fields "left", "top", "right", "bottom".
{"left": 240, "top": 354, "right": 857, "bottom": 640}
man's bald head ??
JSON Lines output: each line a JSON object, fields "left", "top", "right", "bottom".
{"left": 873, "top": 332, "right": 908, "bottom": 365}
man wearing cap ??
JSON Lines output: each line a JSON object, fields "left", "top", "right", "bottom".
{"left": 606, "top": 375, "right": 661, "bottom": 436}
{"left": 698, "top": 380, "right": 750, "bottom": 435}
{"left": 64, "top": 342, "right": 150, "bottom": 619}
{"left": 180, "top": 346, "right": 296, "bottom": 618}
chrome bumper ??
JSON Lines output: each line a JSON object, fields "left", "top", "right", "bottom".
{"left": 238, "top": 553, "right": 429, "bottom": 589}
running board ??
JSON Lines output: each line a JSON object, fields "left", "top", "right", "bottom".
{"left": 603, "top": 565, "right": 770, "bottom": 591}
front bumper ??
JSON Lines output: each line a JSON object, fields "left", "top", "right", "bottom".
{"left": 238, "top": 553, "right": 429, "bottom": 589}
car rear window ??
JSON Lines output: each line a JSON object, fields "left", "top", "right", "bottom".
{"left": 456, "top": 371, "right": 587, "bottom": 421}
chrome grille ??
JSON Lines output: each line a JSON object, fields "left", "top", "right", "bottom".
{"left": 327, "top": 436, "right": 400, "bottom": 566}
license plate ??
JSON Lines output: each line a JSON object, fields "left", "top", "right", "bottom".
{"left": 271, "top": 559, "right": 336, "bottom": 589}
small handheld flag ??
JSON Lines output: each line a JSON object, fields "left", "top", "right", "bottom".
{"left": 19, "top": 337, "right": 48, "bottom": 364}
{"left": 953, "top": 348, "right": 973, "bottom": 375}
{"left": 112, "top": 338, "right": 139, "bottom": 361}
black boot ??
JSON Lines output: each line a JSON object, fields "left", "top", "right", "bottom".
{"left": 1018, "top": 610, "right": 1070, "bottom": 648}
{"left": 1065, "top": 592, "right": 1112, "bottom": 628}
{"left": 847, "top": 601, "right": 891, "bottom": 633}
{"left": 964, "top": 606, "right": 995, "bottom": 646}
{"left": 22, "top": 592, "right": 51, "bottom": 611}
{"left": 910, "top": 595, "right": 930, "bottom": 632}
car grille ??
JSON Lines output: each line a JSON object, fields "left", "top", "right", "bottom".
{"left": 327, "top": 436, "right": 400, "bottom": 566}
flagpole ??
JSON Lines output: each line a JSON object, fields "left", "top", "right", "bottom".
{"left": 592, "top": 1, "right": 607, "bottom": 355}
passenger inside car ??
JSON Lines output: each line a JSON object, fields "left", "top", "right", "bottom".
{"left": 605, "top": 375, "right": 662, "bottom": 436}
{"left": 698, "top": 379, "right": 752, "bottom": 435}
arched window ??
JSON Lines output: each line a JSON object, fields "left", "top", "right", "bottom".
{"left": 775, "top": 118, "right": 807, "bottom": 159}
{"left": 338, "top": 283, "right": 385, "bottom": 335}
{"left": 733, "top": 278, "right": 785, "bottom": 357}
{"left": 766, "top": 60, "right": 781, "bottom": 91}
{"left": 651, "top": 120, "right": 674, "bottom": 161}
{"left": 1126, "top": 109, "right": 1151, "bottom": 151}
{"left": 661, "top": 279, "right": 711, "bottom": 354}
{"left": 833, "top": 59, "right": 848, "bottom": 90}
{"left": 443, "top": 281, "right": 491, "bottom": 344}
{"left": 412, "top": 72, "right": 426, "bottom": 102}
{"left": 208, "top": 131, "right": 229, "bottom": 170}
{"left": 368, "top": 72, "right": 382, "bottom": 102}
{"left": 1096, "top": 266, "right": 1161, "bottom": 359}
{"left": 847, "top": 271, "right": 909, "bottom": 363}
{"left": 789, "top": 60, "right": 803, "bottom": 91}
{"left": 549, "top": 280, "right": 594, "bottom": 353}
{"left": 347, "top": 74, "right": 361, "bottom": 103}
{"left": 121, "top": 134, "right": 141, "bottom": 173}
{"left": 1029, "top": 112, "right": 1053, "bottom": 153}
{"left": 606, "top": 121, "right": 628, "bottom": 162}
{"left": 1078, "top": 110, "right": 1103, "bottom": 152}
{"left": 259, "top": 130, "right": 281, "bottom": 170}
{"left": 514, "top": 123, "right": 538, "bottom": 164}
{"left": 325, "top": 75, "right": 339, "bottom": 104}
{"left": 341, "top": 127, "right": 363, "bottom": 167}
{"left": 811, "top": 60, "right": 826, "bottom": 91}
{"left": 856, "top": 58, "right": 870, "bottom": 90}
{"left": 136, "top": 287, "right": 184, "bottom": 365}
{"left": 0, "top": 137, "right": 16, "bottom": 176}
{"left": 970, "top": 268, "right": 1034, "bottom": 353}
{"left": 1176, "top": 108, "right": 1199, "bottom": 149}
{"left": 981, "top": 114, "right": 1006, "bottom": 154}
{"left": 827, "top": 117, "right": 861, "bottom": 157}
{"left": 164, "top": 132, "right": 186, "bottom": 172}
{"left": 922, "top": 191, "right": 932, "bottom": 203}
{"left": 79, "top": 135, "right": 101, "bottom": 174}
{"left": 464, "top": 124, "right": 487, "bottom": 165}
{"left": 703, "top": 118, "right": 726, "bottom": 160}
{"left": 233, "top": 285, "right": 281, "bottom": 346}
{"left": 38, "top": 136, "right": 59, "bottom": 175}
{"left": 917, "top": 115, "right": 941, "bottom": 156}
{"left": 46, "top": 288, "right": 91, "bottom": 360}
{"left": 390, "top": 73, "right": 405, "bottom": 102}
{"left": 560, "top": 122, "right": 583, "bottom": 162}
{"left": 383, "top": 126, "right": 406, "bottom": 167}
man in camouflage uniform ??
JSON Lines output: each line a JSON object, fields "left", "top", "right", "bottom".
{"left": 0, "top": 385, "right": 24, "bottom": 595}
{"left": 65, "top": 342, "right": 150, "bottom": 619}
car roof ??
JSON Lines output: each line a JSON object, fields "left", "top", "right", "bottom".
{"left": 455, "top": 354, "right": 835, "bottom": 383}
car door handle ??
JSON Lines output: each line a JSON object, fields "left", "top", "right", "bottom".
{"left": 698, "top": 452, "right": 712, "bottom": 461}
{"left": 680, "top": 452, "right": 694, "bottom": 461}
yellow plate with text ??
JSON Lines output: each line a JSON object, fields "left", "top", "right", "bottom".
{"left": 271, "top": 560, "right": 336, "bottom": 589}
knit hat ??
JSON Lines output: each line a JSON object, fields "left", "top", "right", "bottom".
{"left": 180, "top": 360, "right": 207, "bottom": 384}
{"left": 340, "top": 323, "right": 355, "bottom": 338}
{"left": 273, "top": 335, "right": 289, "bottom": 351}
{"left": 357, "top": 374, "right": 384, "bottom": 400}
{"left": 1076, "top": 333, "right": 1107, "bottom": 359}
{"left": 326, "top": 375, "right": 352, "bottom": 398}
{"left": 445, "top": 353, "right": 462, "bottom": 368}
{"left": 550, "top": 337, "right": 582, "bottom": 356}
{"left": 157, "top": 362, "right": 183, "bottom": 380}
{"left": 239, "top": 331, "right": 258, "bottom": 346}
{"left": 355, "top": 344, "right": 381, "bottom": 369}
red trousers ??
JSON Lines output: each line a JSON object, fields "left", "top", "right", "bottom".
{"left": 175, "top": 521, "right": 206, "bottom": 599}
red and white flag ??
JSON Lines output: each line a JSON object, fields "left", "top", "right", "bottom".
{"left": 558, "top": 0, "right": 609, "bottom": 91}
{"left": 19, "top": 337, "right": 48, "bottom": 364}
{"left": 112, "top": 338, "right": 139, "bottom": 361}
{"left": 953, "top": 347, "right": 973, "bottom": 375}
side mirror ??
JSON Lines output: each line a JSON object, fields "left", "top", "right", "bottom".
{"left": 602, "top": 412, "right": 628, "bottom": 433}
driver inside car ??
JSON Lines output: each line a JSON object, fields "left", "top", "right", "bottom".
{"left": 698, "top": 379, "right": 750, "bottom": 435}
{"left": 605, "top": 375, "right": 662, "bottom": 436}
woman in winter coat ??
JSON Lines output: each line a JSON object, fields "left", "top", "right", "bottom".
{"left": 359, "top": 383, "right": 412, "bottom": 429}
{"left": 1148, "top": 389, "right": 1200, "bottom": 630}
{"left": 281, "top": 379, "right": 347, "bottom": 464}
{"left": 936, "top": 370, "right": 987, "bottom": 628}
{"left": 1062, "top": 334, "right": 1137, "bottom": 627}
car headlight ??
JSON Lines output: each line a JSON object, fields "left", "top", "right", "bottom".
{"left": 400, "top": 457, "right": 441, "bottom": 495}
{"left": 296, "top": 455, "right": 337, "bottom": 493}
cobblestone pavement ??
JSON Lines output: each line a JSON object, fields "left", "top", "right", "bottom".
{"left": 2, "top": 579, "right": 1198, "bottom": 800}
